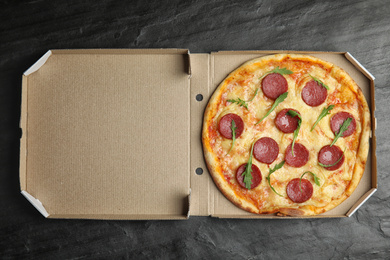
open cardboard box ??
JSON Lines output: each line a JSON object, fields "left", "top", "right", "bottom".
{"left": 20, "top": 49, "right": 377, "bottom": 219}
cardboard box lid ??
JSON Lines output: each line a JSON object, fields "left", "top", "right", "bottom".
{"left": 21, "top": 49, "right": 377, "bottom": 219}
{"left": 20, "top": 49, "right": 192, "bottom": 219}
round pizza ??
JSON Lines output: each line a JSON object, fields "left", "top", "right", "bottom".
{"left": 202, "top": 53, "right": 371, "bottom": 216}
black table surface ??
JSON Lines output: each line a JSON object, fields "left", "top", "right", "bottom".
{"left": 1, "top": 0, "right": 389, "bottom": 259}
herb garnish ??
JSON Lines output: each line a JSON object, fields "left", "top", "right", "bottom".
{"left": 242, "top": 143, "right": 255, "bottom": 189}
{"left": 227, "top": 88, "right": 259, "bottom": 110}
{"left": 299, "top": 171, "right": 320, "bottom": 192}
{"left": 248, "top": 88, "right": 259, "bottom": 102}
{"left": 311, "top": 105, "right": 335, "bottom": 131}
{"left": 266, "top": 161, "right": 285, "bottom": 196}
{"left": 319, "top": 148, "right": 346, "bottom": 168}
{"left": 227, "top": 120, "right": 236, "bottom": 154}
{"left": 309, "top": 74, "right": 329, "bottom": 90}
{"left": 227, "top": 97, "right": 248, "bottom": 109}
{"left": 330, "top": 118, "right": 352, "bottom": 147}
{"left": 260, "top": 66, "right": 293, "bottom": 79}
{"left": 286, "top": 110, "right": 302, "bottom": 157}
{"left": 256, "top": 92, "right": 288, "bottom": 124}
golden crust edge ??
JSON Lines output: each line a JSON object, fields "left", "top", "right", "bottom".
{"left": 348, "top": 83, "right": 371, "bottom": 195}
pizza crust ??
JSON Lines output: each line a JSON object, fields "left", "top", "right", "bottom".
{"left": 202, "top": 54, "right": 370, "bottom": 216}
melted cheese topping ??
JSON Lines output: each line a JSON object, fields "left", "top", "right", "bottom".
{"left": 203, "top": 54, "right": 368, "bottom": 215}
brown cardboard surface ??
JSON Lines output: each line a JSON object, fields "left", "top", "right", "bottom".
{"left": 21, "top": 49, "right": 376, "bottom": 219}
{"left": 21, "top": 49, "right": 191, "bottom": 219}
{"left": 189, "top": 54, "right": 212, "bottom": 216}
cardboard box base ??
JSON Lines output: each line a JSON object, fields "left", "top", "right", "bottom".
{"left": 20, "top": 49, "right": 377, "bottom": 219}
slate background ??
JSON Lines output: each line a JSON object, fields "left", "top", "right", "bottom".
{"left": 1, "top": 0, "right": 390, "bottom": 259}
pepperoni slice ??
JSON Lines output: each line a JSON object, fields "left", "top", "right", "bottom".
{"left": 301, "top": 79, "right": 327, "bottom": 107}
{"left": 285, "top": 143, "right": 309, "bottom": 167}
{"left": 275, "top": 108, "right": 300, "bottom": 133}
{"left": 261, "top": 73, "right": 288, "bottom": 100}
{"left": 286, "top": 178, "right": 313, "bottom": 203}
{"left": 318, "top": 145, "right": 345, "bottom": 171}
{"left": 253, "top": 137, "right": 279, "bottom": 164}
{"left": 330, "top": 112, "right": 356, "bottom": 137}
{"left": 236, "top": 163, "right": 262, "bottom": 189}
{"left": 218, "top": 113, "right": 244, "bottom": 139}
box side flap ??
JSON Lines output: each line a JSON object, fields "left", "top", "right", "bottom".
{"left": 346, "top": 187, "right": 377, "bottom": 217}
{"left": 50, "top": 49, "right": 192, "bottom": 76}
{"left": 211, "top": 214, "right": 346, "bottom": 219}
{"left": 189, "top": 54, "right": 214, "bottom": 216}
{"left": 22, "top": 50, "right": 191, "bottom": 219}
{"left": 370, "top": 80, "right": 377, "bottom": 189}
{"left": 51, "top": 48, "right": 189, "bottom": 55}
{"left": 47, "top": 214, "right": 188, "bottom": 220}
{"left": 345, "top": 52, "right": 375, "bottom": 80}
{"left": 21, "top": 191, "right": 49, "bottom": 218}
{"left": 206, "top": 51, "right": 375, "bottom": 218}
{"left": 24, "top": 50, "right": 52, "bottom": 76}
{"left": 212, "top": 50, "right": 346, "bottom": 55}
{"left": 20, "top": 75, "right": 28, "bottom": 191}
{"left": 370, "top": 106, "right": 377, "bottom": 189}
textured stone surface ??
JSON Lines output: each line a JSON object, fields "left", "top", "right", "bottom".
{"left": 1, "top": 0, "right": 389, "bottom": 259}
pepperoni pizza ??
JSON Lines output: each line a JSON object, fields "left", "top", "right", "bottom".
{"left": 202, "top": 54, "right": 370, "bottom": 216}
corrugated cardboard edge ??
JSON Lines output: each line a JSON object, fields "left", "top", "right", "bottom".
{"left": 20, "top": 76, "right": 28, "bottom": 192}
{"left": 20, "top": 50, "right": 53, "bottom": 191}
{"left": 205, "top": 50, "right": 377, "bottom": 219}
{"left": 46, "top": 214, "right": 189, "bottom": 220}
{"left": 47, "top": 196, "right": 191, "bottom": 220}
{"left": 20, "top": 50, "right": 53, "bottom": 218}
